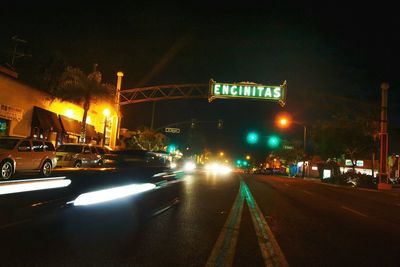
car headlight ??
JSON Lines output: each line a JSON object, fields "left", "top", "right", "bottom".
{"left": 184, "top": 161, "right": 196, "bottom": 172}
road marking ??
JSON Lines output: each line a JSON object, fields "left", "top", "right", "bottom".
{"left": 205, "top": 179, "right": 288, "bottom": 267}
{"left": 341, "top": 206, "right": 368, "bottom": 218}
{"left": 205, "top": 182, "right": 245, "bottom": 267}
{"left": 242, "top": 180, "right": 289, "bottom": 267}
{"left": 284, "top": 183, "right": 290, "bottom": 187}
{"left": 0, "top": 218, "right": 32, "bottom": 230}
{"left": 302, "top": 190, "right": 313, "bottom": 195}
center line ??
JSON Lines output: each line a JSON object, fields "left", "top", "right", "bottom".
{"left": 205, "top": 182, "right": 245, "bottom": 267}
{"left": 341, "top": 206, "right": 368, "bottom": 218}
{"left": 303, "top": 190, "right": 313, "bottom": 195}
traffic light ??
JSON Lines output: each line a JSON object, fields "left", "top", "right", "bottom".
{"left": 191, "top": 119, "right": 196, "bottom": 129}
{"left": 268, "top": 135, "right": 280, "bottom": 149}
{"left": 217, "top": 119, "right": 223, "bottom": 129}
{"left": 246, "top": 131, "right": 259, "bottom": 144}
{"left": 167, "top": 144, "right": 176, "bottom": 153}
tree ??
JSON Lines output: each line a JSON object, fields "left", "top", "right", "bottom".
{"left": 55, "top": 65, "right": 114, "bottom": 143}
{"left": 273, "top": 139, "right": 303, "bottom": 165}
{"left": 124, "top": 127, "right": 167, "bottom": 151}
{"left": 311, "top": 106, "right": 379, "bottom": 171}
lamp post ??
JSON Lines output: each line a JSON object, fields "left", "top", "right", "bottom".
{"left": 301, "top": 124, "right": 307, "bottom": 178}
{"left": 277, "top": 115, "right": 307, "bottom": 178}
{"left": 102, "top": 108, "right": 110, "bottom": 147}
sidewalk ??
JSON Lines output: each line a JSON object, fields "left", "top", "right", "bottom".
{"left": 302, "top": 176, "right": 400, "bottom": 192}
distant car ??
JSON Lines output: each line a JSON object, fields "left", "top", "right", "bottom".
{"left": 0, "top": 136, "right": 57, "bottom": 180}
{"left": 55, "top": 143, "right": 105, "bottom": 168}
{"left": 102, "top": 149, "right": 172, "bottom": 169}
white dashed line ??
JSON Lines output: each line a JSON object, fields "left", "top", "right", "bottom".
{"left": 303, "top": 190, "right": 313, "bottom": 195}
{"left": 341, "top": 206, "right": 368, "bottom": 218}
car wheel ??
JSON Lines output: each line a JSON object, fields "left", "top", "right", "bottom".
{"left": 40, "top": 160, "right": 52, "bottom": 177}
{"left": 1, "top": 160, "right": 14, "bottom": 180}
{"left": 74, "top": 161, "right": 82, "bottom": 168}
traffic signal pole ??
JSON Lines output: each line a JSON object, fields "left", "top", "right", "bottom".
{"left": 302, "top": 125, "right": 307, "bottom": 178}
{"left": 378, "top": 82, "right": 392, "bottom": 190}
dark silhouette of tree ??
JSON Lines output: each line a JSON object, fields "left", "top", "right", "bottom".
{"left": 312, "top": 106, "right": 379, "bottom": 170}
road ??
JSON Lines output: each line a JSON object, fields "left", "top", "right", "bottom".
{"left": 1, "top": 171, "right": 400, "bottom": 266}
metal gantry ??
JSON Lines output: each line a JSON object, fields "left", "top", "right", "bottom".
{"left": 119, "top": 83, "right": 209, "bottom": 105}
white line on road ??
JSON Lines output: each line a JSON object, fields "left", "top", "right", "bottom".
{"left": 303, "top": 190, "right": 313, "bottom": 195}
{"left": 243, "top": 180, "right": 289, "bottom": 267}
{"left": 0, "top": 218, "right": 32, "bottom": 230}
{"left": 341, "top": 206, "right": 368, "bottom": 218}
{"left": 284, "top": 183, "right": 290, "bottom": 187}
{"left": 205, "top": 182, "right": 245, "bottom": 267}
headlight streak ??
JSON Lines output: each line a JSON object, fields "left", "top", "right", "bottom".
{"left": 73, "top": 183, "right": 156, "bottom": 206}
{"left": 204, "top": 162, "right": 232, "bottom": 175}
{"left": 0, "top": 177, "right": 71, "bottom": 195}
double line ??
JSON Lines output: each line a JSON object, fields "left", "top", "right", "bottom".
{"left": 205, "top": 179, "right": 288, "bottom": 267}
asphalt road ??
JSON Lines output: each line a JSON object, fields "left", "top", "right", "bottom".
{"left": 1, "top": 171, "right": 400, "bottom": 266}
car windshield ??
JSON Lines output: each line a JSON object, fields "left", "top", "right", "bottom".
{"left": 0, "top": 138, "right": 20, "bottom": 150}
{"left": 56, "top": 145, "right": 83, "bottom": 153}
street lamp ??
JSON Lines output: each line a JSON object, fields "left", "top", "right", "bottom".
{"left": 276, "top": 114, "right": 307, "bottom": 178}
{"left": 246, "top": 155, "right": 251, "bottom": 160}
{"left": 102, "top": 108, "right": 110, "bottom": 146}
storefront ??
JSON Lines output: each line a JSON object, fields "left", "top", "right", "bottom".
{"left": 31, "top": 106, "right": 63, "bottom": 146}
{"left": 0, "top": 118, "right": 9, "bottom": 136}
{"left": 1, "top": 70, "right": 119, "bottom": 148}
{"left": 0, "top": 103, "right": 23, "bottom": 136}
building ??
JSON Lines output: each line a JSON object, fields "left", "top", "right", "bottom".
{"left": 0, "top": 69, "right": 119, "bottom": 148}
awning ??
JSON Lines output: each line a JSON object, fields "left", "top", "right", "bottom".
{"left": 32, "top": 106, "right": 63, "bottom": 133}
{"left": 85, "top": 124, "right": 97, "bottom": 139}
{"left": 59, "top": 115, "right": 81, "bottom": 135}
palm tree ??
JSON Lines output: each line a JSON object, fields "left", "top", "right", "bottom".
{"left": 56, "top": 64, "right": 114, "bottom": 143}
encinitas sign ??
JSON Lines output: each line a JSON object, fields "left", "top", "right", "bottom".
{"left": 208, "top": 79, "right": 287, "bottom": 106}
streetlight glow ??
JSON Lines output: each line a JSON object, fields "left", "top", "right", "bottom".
{"left": 103, "top": 108, "right": 110, "bottom": 117}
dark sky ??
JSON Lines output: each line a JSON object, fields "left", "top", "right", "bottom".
{"left": 1, "top": 3, "right": 400, "bottom": 159}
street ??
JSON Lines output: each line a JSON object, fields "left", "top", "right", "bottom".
{"left": 1, "top": 171, "right": 400, "bottom": 266}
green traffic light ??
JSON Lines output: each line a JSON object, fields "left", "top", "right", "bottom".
{"left": 246, "top": 132, "right": 259, "bottom": 144}
{"left": 268, "top": 135, "right": 280, "bottom": 148}
{"left": 167, "top": 144, "right": 176, "bottom": 153}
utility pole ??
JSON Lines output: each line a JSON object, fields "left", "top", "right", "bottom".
{"left": 116, "top": 71, "right": 124, "bottom": 139}
{"left": 150, "top": 101, "right": 156, "bottom": 130}
{"left": 378, "top": 82, "right": 392, "bottom": 190}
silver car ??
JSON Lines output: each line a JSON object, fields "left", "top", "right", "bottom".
{"left": 55, "top": 144, "right": 103, "bottom": 168}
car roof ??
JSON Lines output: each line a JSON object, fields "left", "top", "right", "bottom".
{"left": 0, "top": 136, "right": 24, "bottom": 139}
{"left": 59, "top": 143, "right": 85, "bottom": 146}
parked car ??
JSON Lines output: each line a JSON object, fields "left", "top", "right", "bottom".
{"left": 55, "top": 143, "right": 105, "bottom": 168}
{"left": 0, "top": 136, "right": 57, "bottom": 180}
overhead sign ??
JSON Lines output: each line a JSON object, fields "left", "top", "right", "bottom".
{"left": 209, "top": 79, "right": 287, "bottom": 106}
{"left": 165, "top": 127, "right": 180, "bottom": 134}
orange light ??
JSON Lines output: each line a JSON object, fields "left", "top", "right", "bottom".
{"left": 103, "top": 108, "right": 110, "bottom": 117}
{"left": 275, "top": 112, "right": 291, "bottom": 128}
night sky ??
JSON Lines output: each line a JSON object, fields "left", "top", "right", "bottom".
{"left": 1, "top": 3, "right": 400, "bottom": 159}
